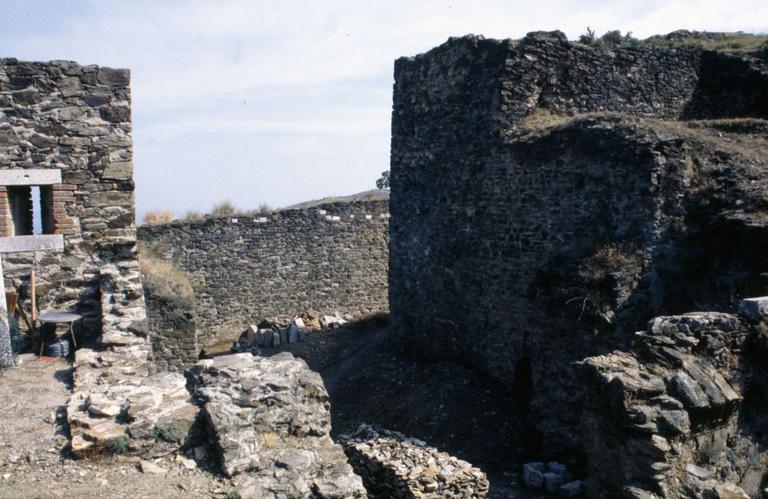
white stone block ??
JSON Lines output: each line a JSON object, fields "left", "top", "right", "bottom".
{"left": 738, "top": 297, "right": 768, "bottom": 321}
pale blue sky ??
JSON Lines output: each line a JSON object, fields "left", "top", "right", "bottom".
{"left": 2, "top": 0, "right": 766, "bottom": 220}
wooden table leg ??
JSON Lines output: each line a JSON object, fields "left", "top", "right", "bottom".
{"left": 69, "top": 323, "right": 76, "bottom": 348}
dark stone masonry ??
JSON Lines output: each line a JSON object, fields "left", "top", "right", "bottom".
{"left": 389, "top": 31, "right": 768, "bottom": 496}
{"left": 138, "top": 200, "right": 389, "bottom": 351}
{"left": 0, "top": 58, "right": 145, "bottom": 344}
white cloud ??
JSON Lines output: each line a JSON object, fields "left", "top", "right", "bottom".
{"left": 1, "top": 0, "right": 767, "bottom": 219}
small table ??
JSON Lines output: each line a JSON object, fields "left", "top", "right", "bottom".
{"left": 38, "top": 312, "right": 81, "bottom": 356}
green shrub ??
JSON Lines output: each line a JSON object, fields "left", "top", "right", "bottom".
{"left": 578, "top": 28, "right": 639, "bottom": 49}
{"left": 151, "top": 424, "right": 186, "bottom": 443}
{"left": 105, "top": 436, "right": 131, "bottom": 454}
{"left": 578, "top": 27, "right": 596, "bottom": 45}
{"left": 376, "top": 171, "right": 390, "bottom": 190}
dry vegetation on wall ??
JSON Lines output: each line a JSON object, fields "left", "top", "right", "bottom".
{"left": 209, "top": 200, "right": 274, "bottom": 218}
{"left": 142, "top": 201, "right": 277, "bottom": 224}
{"left": 138, "top": 245, "right": 194, "bottom": 303}
{"left": 181, "top": 211, "right": 205, "bottom": 222}
{"left": 647, "top": 32, "right": 768, "bottom": 52}
{"left": 579, "top": 243, "right": 642, "bottom": 283}
{"left": 578, "top": 28, "right": 768, "bottom": 52}
{"left": 211, "top": 200, "right": 237, "bottom": 217}
{"left": 520, "top": 107, "right": 574, "bottom": 130}
{"left": 142, "top": 210, "right": 174, "bottom": 225}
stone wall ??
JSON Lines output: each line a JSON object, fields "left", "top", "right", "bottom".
{"left": 144, "top": 287, "right": 198, "bottom": 372}
{"left": 0, "top": 58, "right": 144, "bottom": 344}
{"left": 0, "top": 58, "right": 163, "bottom": 455}
{"left": 138, "top": 200, "right": 389, "bottom": 348}
{"left": 389, "top": 32, "right": 768, "bottom": 454}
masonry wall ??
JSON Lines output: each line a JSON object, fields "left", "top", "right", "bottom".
{"left": 138, "top": 200, "right": 389, "bottom": 348}
{"left": 0, "top": 59, "right": 144, "bottom": 344}
{"left": 389, "top": 32, "right": 768, "bottom": 453}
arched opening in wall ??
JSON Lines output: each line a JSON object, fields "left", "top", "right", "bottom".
{"left": 512, "top": 356, "right": 533, "bottom": 411}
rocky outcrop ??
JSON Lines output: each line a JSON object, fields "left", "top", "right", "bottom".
{"left": 190, "top": 352, "right": 366, "bottom": 498}
{"left": 581, "top": 310, "right": 768, "bottom": 498}
{"left": 340, "top": 424, "right": 489, "bottom": 498}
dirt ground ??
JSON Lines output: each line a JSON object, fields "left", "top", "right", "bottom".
{"left": 0, "top": 359, "right": 235, "bottom": 499}
{"left": 0, "top": 321, "right": 544, "bottom": 498}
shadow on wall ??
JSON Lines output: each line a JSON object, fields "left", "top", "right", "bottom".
{"left": 682, "top": 51, "right": 768, "bottom": 119}
{"left": 259, "top": 313, "right": 530, "bottom": 476}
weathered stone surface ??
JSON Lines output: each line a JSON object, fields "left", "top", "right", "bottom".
{"left": 737, "top": 297, "right": 768, "bottom": 322}
{"left": 581, "top": 312, "right": 767, "bottom": 498}
{"left": 68, "top": 363, "right": 197, "bottom": 457}
{"left": 389, "top": 31, "right": 768, "bottom": 457}
{"left": 190, "top": 352, "right": 365, "bottom": 497}
{"left": 522, "top": 461, "right": 545, "bottom": 489}
{"left": 0, "top": 57, "right": 142, "bottom": 348}
{"left": 340, "top": 423, "right": 489, "bottom": 498}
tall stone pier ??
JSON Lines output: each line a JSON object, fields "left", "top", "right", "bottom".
{"left": 389, "top": 31, "right": 768, "bottom": 453}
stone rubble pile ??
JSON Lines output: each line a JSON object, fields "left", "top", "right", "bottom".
{"left": 522, "top": 461, "right": 584, "bottom": 496}
{"left": 67, "top": 347, "right": 197, "bottom": 457}
{"left": 190, "top": 352, "right": 366, "bottom": 498}
{"left": 233, "top": 311, "right": 352, "bottom": 352}
{"left": 340, "top": 423, "right": 489, "bottom": 498}
{"left": 68, "top": 255, "right": 200, "bottom": 457}
{"left": 581, "top": 306, "right": 766, "bottom": 498}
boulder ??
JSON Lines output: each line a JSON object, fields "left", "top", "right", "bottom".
{"left": 523, "top": 462, "right": 546, "bottom": 488}
{"left": 190, "top": 352, "right": 365, "bottom": 497}
{"left": 560, "top": 480, "right": 585, "bottom": 497}
{"left": 737, "top": 297, "right": 768, "bottom": 322}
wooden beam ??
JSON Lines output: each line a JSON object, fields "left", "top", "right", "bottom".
{"left": 0, "top": 169, "right": 62, "bottom": 186}
{"left": 0, "top": 234, "right": 64, "bottom": 253}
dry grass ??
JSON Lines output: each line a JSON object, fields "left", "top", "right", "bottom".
{"left": 520, "top": 107, "right": 575, "bottom": 131}
{"left": 181, "top": 210, "right": 205, "bottom": 222}
{"left": 138, "top": 246, "right": 194, "bottom": 302}
{"left": 257, "top": 202, "right": 273, "bottom": 216}
{"left": 647, "top": 33, "right": 768, "bottom": 52}
{"left": 211, "top": 201, "right": 237, "bottom": 217}
{"left": 209, "top": 200, "right": 277, "bottom": 219}
{"left": 142, "top": 210, "right": 174, "bottom": 225}
{"left": 580, "top": 243, "right": 642, "bottom": 282}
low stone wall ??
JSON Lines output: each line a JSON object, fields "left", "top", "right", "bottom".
{"left": 144, "top": 293, "right": 197, "bottom": 372}
{"left": 138, "top": 200, "right": 389, "bottom": 348}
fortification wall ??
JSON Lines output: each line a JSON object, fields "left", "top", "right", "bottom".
{"left": 0, "top": 58, "right": 144, "bottom": 344}
{"left": 138, "top": 200, "right": 389, "bottom": 349}
{"left": 390, "top": 32, "right": 768, "bottom": 453}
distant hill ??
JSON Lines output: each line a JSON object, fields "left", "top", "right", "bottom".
{"left": 285, "top": 189, "right": 389, "bottom": 210}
